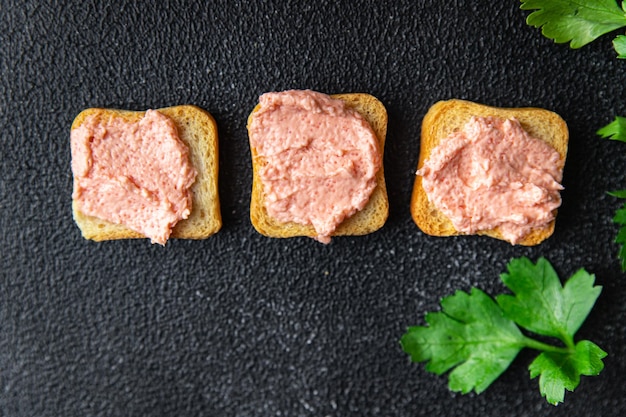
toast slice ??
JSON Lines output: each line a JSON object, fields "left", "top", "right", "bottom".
{"left": 411, "top": 99, "right": 568, "bottom": 246}
{"left": 71, "top": 105, "right": 221, "bottom": 241}
{"left": 248, "top": 93, "right": 389, "bottom": 240}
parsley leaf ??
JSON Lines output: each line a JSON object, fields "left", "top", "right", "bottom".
{"left": 598, "top": 119, "right": 626, "bottom": 270}
{"left": 520, "top": 0, "right": 626, "bottom": 52}
{"left": 496, "top": 257, "right": 601, "bottom": 346}
{"left": 611, "top": 198, "right": 626, "bottom": 270}
{"left": 613, "top": 34, "right": 626, "bottom": 58}
{"left": 529, "top": 340, "right": 607, "bottom": 405}
{"left": 597, "top": 116, "right": 626, "bottom": 142}
{"left": 400, "top": 288, "right": 525, "bottom": 394}
{"left": 608, "top": 190, "right": 626, "bottom": 198}
{"left": 400, "top": 257, "right": 605, "bottom": 405}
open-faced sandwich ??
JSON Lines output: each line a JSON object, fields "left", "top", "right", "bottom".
{"left": 247, "top": 89, "right": 388, "bottom": 243}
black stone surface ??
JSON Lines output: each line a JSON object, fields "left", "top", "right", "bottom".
{"left": 2, "top": 1, "right": 626, "bottom": 416}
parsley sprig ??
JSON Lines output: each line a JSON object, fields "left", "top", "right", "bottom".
{"left": 597, "top": 117, "right": 626, "bottom": 269}
{"left": 400, "top": 257, "right": 606, "bottom": 405}
{"left": 520, "top": 0, "right": 626, "bottom": 57}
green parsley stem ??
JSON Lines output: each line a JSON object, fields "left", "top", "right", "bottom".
{"left": 521, "top": 336, "right": 572, "bottom": 355}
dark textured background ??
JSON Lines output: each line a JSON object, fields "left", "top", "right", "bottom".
{"left": 2, "top": 1, "right": 626, "bottom": 416}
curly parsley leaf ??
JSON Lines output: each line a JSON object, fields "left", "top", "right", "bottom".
{"left": 496, "top": 257, "right": 601, "bottom": 346}
{"left": 520, "top": 0, "right": 626, "bottom": 52}
{"left": 400, "top": 288, "right": 525, "bottom": 394}
{"left": 529, "top": 340, "right": 607, "bottom": 405}
{"left": 401, "top": 257, "right": 605, "bottom": 405}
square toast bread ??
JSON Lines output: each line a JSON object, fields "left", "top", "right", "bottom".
{"left": 71, "top": 105, "right": 222, "bottom": 242}
{"left": 411, "top": 99, "right": 568, "bottom": 246}
{"left": 247, "top": 93, "right": 389, "bottom": 239}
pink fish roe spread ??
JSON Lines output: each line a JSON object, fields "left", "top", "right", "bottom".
{"left": 71, "top": 110, "right": 197, "bottom": 245}
{"left": 417, "top": 116, "right": 563, "bottom": 244}
{"left": 249, "top": 90, "right": 381, "bottom": 243}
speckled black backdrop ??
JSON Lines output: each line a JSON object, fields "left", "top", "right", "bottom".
{"left": 2, "top": 1, "right": 626, "bottom": 416}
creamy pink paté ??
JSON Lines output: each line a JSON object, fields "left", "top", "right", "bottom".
{"left": 417, "top": 116, "right": 563, "bottom": 244}
{"left": 71, "top": 110, "right": 197, "bottom": 245}
{"left": 249, "top": 90, "right": 381, "bottom": 243}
